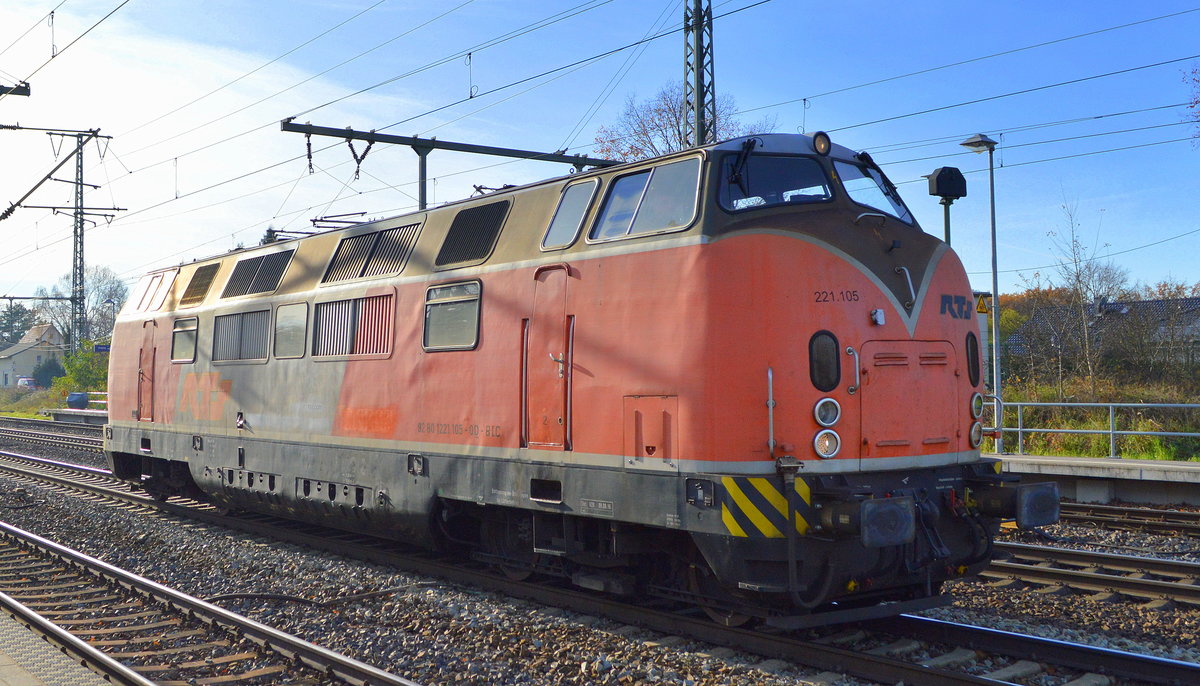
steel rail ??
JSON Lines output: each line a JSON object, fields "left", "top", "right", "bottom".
{"left": 2, "top": 452, "right": 1192, "bottom": 685}
{"left": 871, "top": 614, "right": 1200, "bottom": 685}
{"left": 987, "top": 544, "right": 1200, "bottom": 606}
{"left": 0, "top": 416, "right": 104, "bottom": 434}
{"left": 0, "top": 589, "right": 157, "bottom": 686}
{"left": 0, "top": 427, "right": 102, "bottom": 452}
{"left": 997, "top": 541, "right": 1200, "bottom": 578}
{"left": 0, "top": 520, "right": 422, "bottom": 686}
{"left": 1060, "top": 502, "right": 1200, "bottom": 537}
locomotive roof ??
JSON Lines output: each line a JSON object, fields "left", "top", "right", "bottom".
{"left": 157, "top": 132, "right": 856, "bottom": 275}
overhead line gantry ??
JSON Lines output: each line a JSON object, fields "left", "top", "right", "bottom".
{"left": 0, "top": 125, "right": 125, "bottom": 351}
{"left": 281, "top": 119, "right": 619, "bottom": 211}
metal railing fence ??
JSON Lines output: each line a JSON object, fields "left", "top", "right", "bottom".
{"left": 986, "top": 401, "right": 1200, "bottom": 459}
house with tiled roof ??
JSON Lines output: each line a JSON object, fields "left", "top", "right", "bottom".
{"left": 1007, "top": 297, "right": 1200, "bottom": 367}
{"left": 0, "top": 324, "right": 65, "bottom": 388}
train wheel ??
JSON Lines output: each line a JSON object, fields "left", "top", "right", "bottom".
{"left": 481, "top": 511, "right": 539, "bottom": 581}
{"left": 686, "top": 554, "right": 752, "bottom": 627}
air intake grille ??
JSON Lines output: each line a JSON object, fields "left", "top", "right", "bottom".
{"left": 179, "top": 263, "right": 220, "bottom": 307}
{"left": 323, "top": 222, "right": 421, "bottom": 283}
{"left": 221, "top": 249, "right": 295, "bottom": 298}
{"left": 434, "top": 201, "right": 510, "bottom": 268}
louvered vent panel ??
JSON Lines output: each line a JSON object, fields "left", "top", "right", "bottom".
{"left": 363, "top": 223, "right": 421, "bottom": 277}
{"left": 213, "top": 314, "right": 241, "bottom": 360}
{"left": 248, "top": 250, "right": 294, "bottom": 294}
{"left": 313, "top": 299, "right": 355, "bottom": 356}
{"left": 239, "top": 310, "right": 270, "bottom": 360}
{"left": 179, "top": 264, "right": 220, "bottom": 307}
{"left": 221, "top": 256, "right": 263, "bottom": 298}
{"left": 322, "top": 233, "right": 375, "bottom": 283}
{"left": 434, "top": 201, "right": 510, "bottom": 267}
{"left": 353, "top": 294, "right": 393, "bottom": 354}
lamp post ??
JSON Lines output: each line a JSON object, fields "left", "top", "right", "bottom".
{"left": 960, "top": 133, "right": 1003, "bottom": 452}
{"left": 102, "top": 298, "right": 116, "bottom": 334}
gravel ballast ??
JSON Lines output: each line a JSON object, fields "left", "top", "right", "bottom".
{"left": 1, "top": 449, "right": 1198, "bottom": 684}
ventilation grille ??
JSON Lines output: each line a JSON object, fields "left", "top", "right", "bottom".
{"left": 323, "top": 223, "right": 421, "bottom": 283}
{"left": 221, "top": 250, "right": 295, "bottom": 298}
{"left": 434, "top": 201, "right": 510, "bottom": 268}
{"left": 313, "top": 294, "right": 393, "bottom": 356}
{"left": 179, "top": 264, "right": 221, "bottom": 307}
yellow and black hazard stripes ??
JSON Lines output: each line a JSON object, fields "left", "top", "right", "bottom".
{"left": 719, "top": 476, "right": 816, "bottom": 538}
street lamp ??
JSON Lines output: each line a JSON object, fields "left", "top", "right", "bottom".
{"left": 102, "top": 298, "right": 116, "bottom": 333}
{"left": 960, "top": 133, "right": 1003, "bottom": 452}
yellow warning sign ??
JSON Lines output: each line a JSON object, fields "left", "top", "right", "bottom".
{"left": 976, "top": 294, "right": 990, "bottom": 314}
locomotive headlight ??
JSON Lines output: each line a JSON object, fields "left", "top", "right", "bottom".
{"left": 969, "top": 421, "right": 983, "bottom": 448}
{"left": 970, "top": 392, "right": 984, "bottom": 419}
{"left": 813, "top": 131, "right": 832, "bottom": 156}
{"left": 814, "top": 398, "right": 841, "bottom": 427}
{"left": 814, "top": 430, "right": 841, "bottom": 458}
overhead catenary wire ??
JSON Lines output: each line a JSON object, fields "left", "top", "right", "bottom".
{"left": 882, "top": 120, "right": 1193, "bottom": 166}
{"left": 556, "top": 0, "right": 679, "bottom": 151}
{"left": 283, "top": 0, "right": 622, "bottom": 124}
{"left": 104, "top": 129, "right": 1200, "bottom": 284}
{"left": 110, "top": 0, "right": 613, "bottom": 172}
{"left": 828, "top": 53, "right": 1200, "bottom": 133}
{"left": 967, "top": 227, "right": 1200, "bottom": 278}
{"left": 102, "top": 2, "right": 1188, "bottom": 229}
{"left": 6, "top": 0, "right": 604, "bottom": 241}
{"left": 864, "top": 102, "right": 1188, "bottom": 154}
{"left": 11, "top": 109, "right": 1196, "bottom": 281}
{"left": 373, "top": 0, "right": 775, "bottom": 136}
{"left": 735, "top": 6, "right": 1200, "bottom": 116}
{"left": 116, "top": 0, "right": 391, "bottom": 139}
{"left": 0, "top": 1, "right": 68, "bottom": 61}
{"left": 4, "top": 2, "right": 1195, "bottom": 287}
{"left": 0, "top": 0, "right": 130, "bottom": 106}
{"left": 117, "top": 0, "right": 483, "bottom": 158}
{"left": 23, "top": 0, "right": 765, "bottom": 235}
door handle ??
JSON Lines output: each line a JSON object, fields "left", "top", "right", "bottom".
{"left": 549, "top": 353, "right": 565, "bottom": 378}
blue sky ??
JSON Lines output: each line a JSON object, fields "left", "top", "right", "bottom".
{"left": 0, "top": 0, "right": 1197, "bottom": 300}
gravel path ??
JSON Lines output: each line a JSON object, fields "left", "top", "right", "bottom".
{"left": 2, "top": 447, "right": 1198, "bottom": 684}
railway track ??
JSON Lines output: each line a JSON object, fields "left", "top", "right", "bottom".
{"left": 988, "top": 541, "right": 1200, "bottom": 606}
{"left": 0, "top": 519, "right": 419, "bottom": 685}
{"left": 0, "top": 426, "right": 103, "bottom": 452}
{"left": 1, "top": 449, "right": 1196, "bottom": 685}
{"left": 0, "top": 415, "right": 105, "bottom": 435}
{"left": 1060, "top": 501, "right": 1200, "bottom": 537}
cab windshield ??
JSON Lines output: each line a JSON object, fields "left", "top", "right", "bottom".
{"left": 718, "top": 154, "right": 832, "bottom": 212}
{"left": 833, "top": 161, "right": 914, "bottom": 225}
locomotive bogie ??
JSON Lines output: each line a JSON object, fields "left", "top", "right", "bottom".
{"left": 105, "top": 133, "right": 1057, "bottom": 623}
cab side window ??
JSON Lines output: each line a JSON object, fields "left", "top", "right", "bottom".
{"left": 171, "top": 318, "right": 198, "bottom": 363}
{"left": 589, "top": 157, "right": 700, "bottom": 241}
{"left": 542, "top": 180, "right": 598, "bottom": 250}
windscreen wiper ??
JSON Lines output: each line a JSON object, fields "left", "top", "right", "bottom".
{"left": 728, "top": 137, "right": 759, "bottom": 197}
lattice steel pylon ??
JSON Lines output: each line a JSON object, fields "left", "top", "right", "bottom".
{"left": 683, "top": 0, "right": 716, "bottom": 148}
{"left": 72, "top": 132, "right": 87, "bottom": 349}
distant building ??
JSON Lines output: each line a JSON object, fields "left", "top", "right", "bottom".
{"left": 1008, "top": 297, "right": 1200, "bottom": 366}
{"left": 0, "top": 324, "right": 65, "bottom": 388}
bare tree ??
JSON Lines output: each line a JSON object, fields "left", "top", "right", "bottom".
{"left": 33, "top": 266, "right": 129, "bottom": 344}
{"left": 1047, "top": 201, "right": 1130, "bottom": 394}
{"left": 593, "top": 80, "right": 776, "bottom": 161}
{"left": 1189, "top": 63, "right": 1200, "bottom": 140}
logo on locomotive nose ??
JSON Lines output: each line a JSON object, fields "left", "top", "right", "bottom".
{"left": 939, "top": 294, "right": 973, "bottom": 319}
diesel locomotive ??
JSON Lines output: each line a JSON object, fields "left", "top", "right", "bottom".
{"left": 106, "top": 132, "right": 1058, "bottom": 627}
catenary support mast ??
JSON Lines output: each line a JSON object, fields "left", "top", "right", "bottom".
{"left": 684, "top": 0, "right": 716, "bottom": 147}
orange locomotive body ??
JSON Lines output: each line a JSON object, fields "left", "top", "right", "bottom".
{"left": 106, "top": 133, "right": 1057, "bottom": 626}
